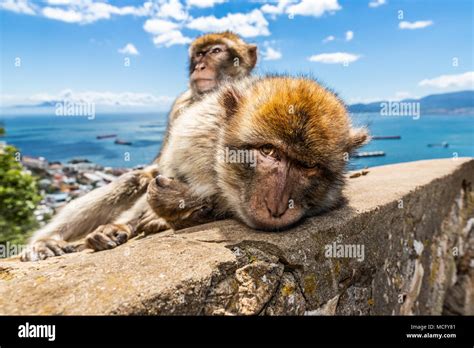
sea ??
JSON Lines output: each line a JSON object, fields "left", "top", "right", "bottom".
{"left": 1, "top": 113, "right": 473, "bottom": 170}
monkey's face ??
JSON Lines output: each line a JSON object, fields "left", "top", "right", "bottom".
{"left": 190, "top": 44, "right": 231, "bottom": 94}
{"left": 189, "top": 37, "right": 258, "bottom": 95}
{"left": 218, "top": 144, "right": 343, "bottom": 231}
{"left": 217, "top": 77, "right": 369, "bottom": 231}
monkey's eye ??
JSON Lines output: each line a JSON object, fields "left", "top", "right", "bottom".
{"left": 196, "top": 51, "right": 205, "bottom": 58}
{"left": 260, "top": 145, "right": 277, "bottom": 158}
{"left": 301, "top": 162, "right": 322, "bottom": 171}
{"left": 211, "top": 47, "right": 222, "bottom": 54}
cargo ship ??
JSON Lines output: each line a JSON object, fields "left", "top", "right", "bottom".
{"left": 96, "top": 134, "right": 117, "bottom": 139}
{"left": 352, "top": 151, "right": 385, "bottom": 158}
{"left": 114, "top": 139, "right": 132, "bottom": 146}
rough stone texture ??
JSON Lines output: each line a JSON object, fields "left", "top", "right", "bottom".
{"left": 0, "top": 158, "right": 473, "bottom": 315}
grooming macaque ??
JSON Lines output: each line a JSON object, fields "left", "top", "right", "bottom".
{"left": 21, "top": 32, "right": 257, "bottom": 261}
{"left": 157, "top": 31, "right": 257, "bottom": 156}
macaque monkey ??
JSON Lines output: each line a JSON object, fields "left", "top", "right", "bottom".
{"left": 87, "top": 75, "right": 369, "bottom": 249}
{"left": 158, "top": 31, "right": 257, "bottom": 156}
{"left": 147, "top": 76, "right": 369, "bottom": 231}
{"left": 21, "top": 32, "right": 257, "bottom": 261}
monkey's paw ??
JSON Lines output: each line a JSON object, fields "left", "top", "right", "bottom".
{"left": 118, "top": 164, "right": 160, "bottom": 197}
{"left": 20, "top": 239, "right": 77, "bottom": 262}
{"left": 85, "top": 224, "right": 131, "bottom": 251}
{"left": 147, "top": 175, "right": 216, "bottom": 230}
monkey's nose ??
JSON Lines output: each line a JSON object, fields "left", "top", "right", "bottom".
{"left": 265, "top": 199, "right": 288, "bottom": 219}
{"left": 195, "top": 62, "right": 206, "bottom": 71}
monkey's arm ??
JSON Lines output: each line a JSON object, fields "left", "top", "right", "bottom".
{"left": 85, "top": 174, "right": 218, "bottom": 253}
{"left": 21, "top": 165, "right": 158, "bottom": 261}
{"left": 84, "top": 195, "right": 170, "bottom": 251}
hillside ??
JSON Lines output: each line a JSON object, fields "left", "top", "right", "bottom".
{"left": 349, "top": 90, "right": 474, "bottom": 114}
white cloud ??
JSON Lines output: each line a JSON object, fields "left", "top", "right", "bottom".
{"left": 368, "top": 0, "right": 386, "bottom": 8}
{"left": 37, "top": 1, "right": 153, "bottom": 24}
{"left": 399, "top": 20, "right": 433, "bottom": 30}
{"left": 143, "top": 18, "right": 180, "bottom": 35}
{"left": 261, "top": 0, "right": 294, "bottom": 17}
{"left": 152, "top": 30, "right": 192, "bottom": 47}
{"left": 11, "top": 89, "right": 174, "bottom": 108}
{"left": 393, "top": 91, "right": 412, "bottom": 100}
{"left": 322, "top": 35, "right": 335, "bottom": 43}
{"left": 0, "top": 0, "right": 36, "bottom": 15}
{"left": 418, "top": 71, "right": 474, "bottom": 89}
{"left": 345, "top": 30, "right": 354, "bottom": 41}
{"left": 308, "top": 52, "right": 360, "bottom": 64}
{"left": 186, "top": 0, "right": 227, "bottom": 8}
{"left": 46, "top": 0, "right": 74, "bottom": 4}
{"left": 348, "top": 91, "right": 420, "bottom": 104}
{"left": 42, "top": 7, "right": 82, "bottom": 23}
{"left": 286, "top": 0, "right": 341, "bottom": 17}
{"left": 187, "top": 9, "right": 270, "bottom": 38}
{"left": 262, "top": 47, "right": 282, "bottom": 61}
{"left": 143, "top": 18, "right": 191, "bottom": 47}
{"left": 157, "top": 0, "right": 188, "bottom": 21}
{"left": 118, "top": 43, "right": 139, "bottom": 56}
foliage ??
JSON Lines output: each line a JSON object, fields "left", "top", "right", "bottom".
{"left": 0, "top": 145, "right": 41, "bottom": 245}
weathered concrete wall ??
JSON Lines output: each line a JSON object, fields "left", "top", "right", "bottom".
{"left": 0, "top": 158, "right": 473, "bottom": 315}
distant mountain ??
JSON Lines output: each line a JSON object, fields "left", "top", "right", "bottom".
{"left": 349, "top": 90, "right": 474, "bottom": 114}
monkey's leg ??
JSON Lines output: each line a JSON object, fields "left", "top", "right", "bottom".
{"left": 147, "top": 175, "right": 220, "bottom": 230}
{"left": 21, "top": 165, "right": 159, "bottom": 261}
{"left": 85, "top": 196, "right": 169, "bottom": 252}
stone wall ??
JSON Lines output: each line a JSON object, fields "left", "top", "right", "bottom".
{"left": 0, "top": 158, "right": 473, "bottom": 315}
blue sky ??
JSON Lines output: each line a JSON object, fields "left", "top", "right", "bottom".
{"left": 0, "top": 0, "right": 473, "bottom": 113}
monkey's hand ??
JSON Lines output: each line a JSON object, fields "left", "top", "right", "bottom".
{"left": 85, "top": 224, "right": 132, "bottom": 251}
{"left": 122, "top": 164, "right": 160, "bottom": 197}
{"left": 20, "top": 239, "right": 77, "bottom": 262}
{"left": 147, "top": 175, "right": 217, "bottom": 230}
{"left": 135, "top": 207, "right": 170, "bottom": 236}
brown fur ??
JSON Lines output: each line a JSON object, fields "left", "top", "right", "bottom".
{"left": 150, "top": 76, "right": 370, "bottom": 231}
{"left": 158, "top": 32, "right": 257, "bottom": 159}
{"left": 189, "top": 31, "right": 257, "bottom": 74}
{"left": 20, "top": 32, "right": 258, "bottom": 261}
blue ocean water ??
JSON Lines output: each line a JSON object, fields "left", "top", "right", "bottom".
{"left": 2, "top": 113, "right": 167, "bottom": 168}
{"left": 351, "top": 114, "right": 474, "bottom": 169}
{"left": 1, "top": 113, "right": 473, "bottom": 170}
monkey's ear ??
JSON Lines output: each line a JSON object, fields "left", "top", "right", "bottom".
{"left": 221, "top": 86, "right": 242, "bottom": 119}
{"left": 346, "top": 127, "right": 370, "bottom": 153}
{"left": 247, "top": 44, "right": 257, "bottom": 69}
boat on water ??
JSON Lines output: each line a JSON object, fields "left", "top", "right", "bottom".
{"left": 427, "top": 142, "right": 449, "bottom": 148}
{"left": 352, "top": 151, "right": 385, "bottom": 158}
{"left": 114, "top": 139, "right": 132, "bottom": 146}
{"left": 372, "top": 135, "right": 401, "bottom": 140}
{"left": 96, "top": 134, "right": 117, "bottom": 139}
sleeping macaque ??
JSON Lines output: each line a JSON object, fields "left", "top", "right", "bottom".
{"left": 21, "top": 32, "right": 257, "bottom": 261}
{"left": 87, "top": 75, "right": 369, "bottom": 249}
{"left": 146, "top": 76, "right": 369, "bottom": 231}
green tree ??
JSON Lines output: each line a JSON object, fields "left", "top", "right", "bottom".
{"left": 0, "top": 145, "right": 41, "bottom": 245}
